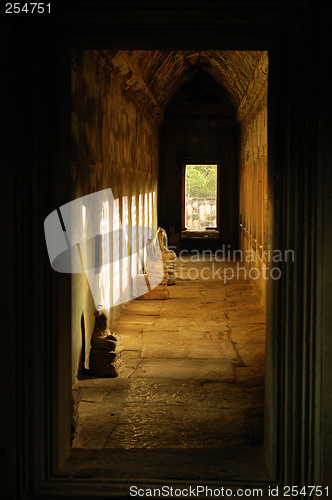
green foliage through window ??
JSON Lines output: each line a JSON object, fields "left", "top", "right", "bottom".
{"left": 185, "top": 164, "right": 217, "bottom": 198}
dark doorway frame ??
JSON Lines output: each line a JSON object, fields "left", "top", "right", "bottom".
{"left": 5, "top": 1, "right": 330, "bottom": 498}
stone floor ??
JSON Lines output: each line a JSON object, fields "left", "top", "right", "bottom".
{"left": 71, "top": 256, "right": 265, "bottom": 452}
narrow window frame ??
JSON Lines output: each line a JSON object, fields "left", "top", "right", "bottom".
{"left": 181, "top": 159, "right": 220, "bottom": 235}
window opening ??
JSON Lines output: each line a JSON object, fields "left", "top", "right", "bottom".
{"left": 185, "top": 164, "right": 218, "bottom": 230}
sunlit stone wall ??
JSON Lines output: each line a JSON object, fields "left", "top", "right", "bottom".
{"left": 238, "top": 67, "right": 268, "bottom": 305}
{"left": 71, "top": 50, "right": 159, "bottom": 378}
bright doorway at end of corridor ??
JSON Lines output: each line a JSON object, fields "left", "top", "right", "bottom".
{"left": 185, "top": 164, "right": 218, "bottom": 231}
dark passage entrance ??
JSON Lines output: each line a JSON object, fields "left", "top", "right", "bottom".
{"left": 158, "top": 70, "right": 239, "bottom": 251}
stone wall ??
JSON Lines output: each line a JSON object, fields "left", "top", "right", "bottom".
{"left": 238, "top": 85, "right": 268, "bottom": 304}
{"left": 71, "top": 50, "right": 159, "bottom": 379}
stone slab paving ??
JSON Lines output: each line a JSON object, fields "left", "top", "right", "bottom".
{"left": 72, "top": 257, "right": 265, "bottom": 451}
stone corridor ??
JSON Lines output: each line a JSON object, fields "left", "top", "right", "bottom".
{"left": 7, "top": 6, "right": 331, "bottom": 495}
{"left": 72, "top": 256, "right": 265, "bottom": 451}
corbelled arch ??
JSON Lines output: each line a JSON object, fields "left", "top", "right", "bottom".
{"left": 95, "top": 50, "right": 268, "bottom": 120}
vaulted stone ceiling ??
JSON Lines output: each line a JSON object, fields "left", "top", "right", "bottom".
{"left": 96, "top": 50, "right": 268, "bottom": 121}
